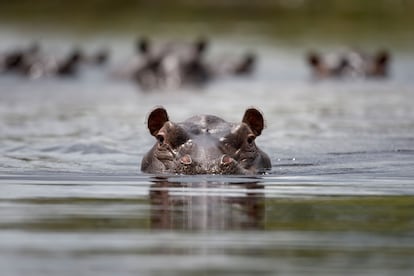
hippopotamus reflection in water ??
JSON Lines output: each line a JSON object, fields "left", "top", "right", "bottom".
{"left": 141, "top": 107, "right": 271, "bottom": 175}
{"left": 150, "top": 181, "right": 264, "bottom": 230}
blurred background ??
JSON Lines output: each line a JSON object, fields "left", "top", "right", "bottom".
{"left": 1, "top": 0, "right": 413, "bottom": 47}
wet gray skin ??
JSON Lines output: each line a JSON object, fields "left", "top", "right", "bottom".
{"left": 141, "top": 107, "right": 271, "bottom": 175}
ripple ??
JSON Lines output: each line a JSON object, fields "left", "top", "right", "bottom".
{"left": 63, "top": 143, "right": 121, "bottom": 155}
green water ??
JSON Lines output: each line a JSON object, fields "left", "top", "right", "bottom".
{"left": 265, "top": 196, "right": 414, "bottom": 232}
{"left": 1, "top": 0, "right": 413, "bottom": 48}
{"left": 3, "top": 194, "right": 414, "bottom": 233}
{"left": 1, "top": 177, "right": 414, "bottom": 275}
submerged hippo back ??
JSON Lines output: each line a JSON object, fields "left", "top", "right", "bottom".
{"left": 141, "top": 107, "right": 271, "bottom": 175}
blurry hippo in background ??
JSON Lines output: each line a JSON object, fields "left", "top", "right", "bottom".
{"left": 228, "top": 52, "right": 257, "bottom": 76}
{"left": 307, "top": 51, "right": 350, "bottom": 78}
{"left": 177, "top": 36, "right": 212, "bottom": 87}
{"left": 0, "top": 42, "right": 40, "bottom": 74}
{"left": 85, "top": 48, "right": 110, "bottom": 66}
{"left": 132, "top": 37, "right": 166, "bottom": 90}
{"left": 138, "top": 36, "right": 212, "bottom": 89}
{"left": 211, "top": 51, "right": 258, "bottom": 78}
{"left": 54, "top": 48, "right": 84, "bottom": 76}
{"left": 141, "top": 107, "right": 271, "bottom": 175}
{"left": 106, "top": 36, "right": 260, "bottom": 91}
{"left": 307, "top": 49, "right": 391, "bottom": 79}
{"left": 130, "top": 36, "right": 258, "bottom": 90}
{"left": 1, "top": 42, "right": 110, "bottom": 79}
{"left": 365, "top": 50, "right": 390, "bottom": 77}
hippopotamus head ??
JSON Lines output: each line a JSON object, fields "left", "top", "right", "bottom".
{"left": 141, "top": 107, "right": 271, "bottom": 175}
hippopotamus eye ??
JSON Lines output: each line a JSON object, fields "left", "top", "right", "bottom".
{"left": 247, "top": 134, "right": 256, "bottom": 144}
{"left": 156, "top": 133, "right": 165, "bottom": 145}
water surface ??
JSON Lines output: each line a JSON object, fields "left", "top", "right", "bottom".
{"left": 1, "top": 29, "right": 414, "bottom": 275}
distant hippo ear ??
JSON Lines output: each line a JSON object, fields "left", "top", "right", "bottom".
{"left": 148, "top": 107, "right": 169, "bottom": 136}
{"left": 376, "top": 50, "right": 390, "bottom": 66}
{"left": 242, "top": 108, "right": 264, "bottom": 136}
{"left": 307, "top": 51, "right": 320, "bottom": 67}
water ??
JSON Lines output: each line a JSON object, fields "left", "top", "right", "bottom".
{"left": 1, "top": 33, "right": 414, "bottom": 275}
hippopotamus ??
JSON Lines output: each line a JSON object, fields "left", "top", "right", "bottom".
{"left": 177, "top": 37, "right": 212, "bottom": 87}
{"left": 232, "top": 52, "right": 257, "bottom": 76}
{"left": 306, "top": 49, "right": 391, "bottom": 79}
{"left": 307, "top": 51, "right": 351, "bottom": 78}
{"left": 141, "top": 107, "right": 271, "bottom": 175}
{"left": 55, "top": 48, "right": 84, "bottom": 76}
{"left": 0, "top": 42, "right": 40, "bottom": 74}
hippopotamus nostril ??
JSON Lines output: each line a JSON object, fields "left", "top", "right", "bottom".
{"left": 180, "top": 154, "right": 192, "bottom": 165}
{"left": 220, "top": 155, "right": 234, "bottom": 165}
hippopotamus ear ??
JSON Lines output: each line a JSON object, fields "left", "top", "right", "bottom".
{"left": 148, "top": 107, "right": 169, "bottom": 136}
{"left": 376, "top": 50, "right": 390, "bottom": 66}
{"left": 194, "top": 36, "right": 209, "bottom": 55}
{"left": 307, "top": 51, "right": 320, "bottom": 67}
{"left": 242, "top": 108, "right": 264, "bottom": 136}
